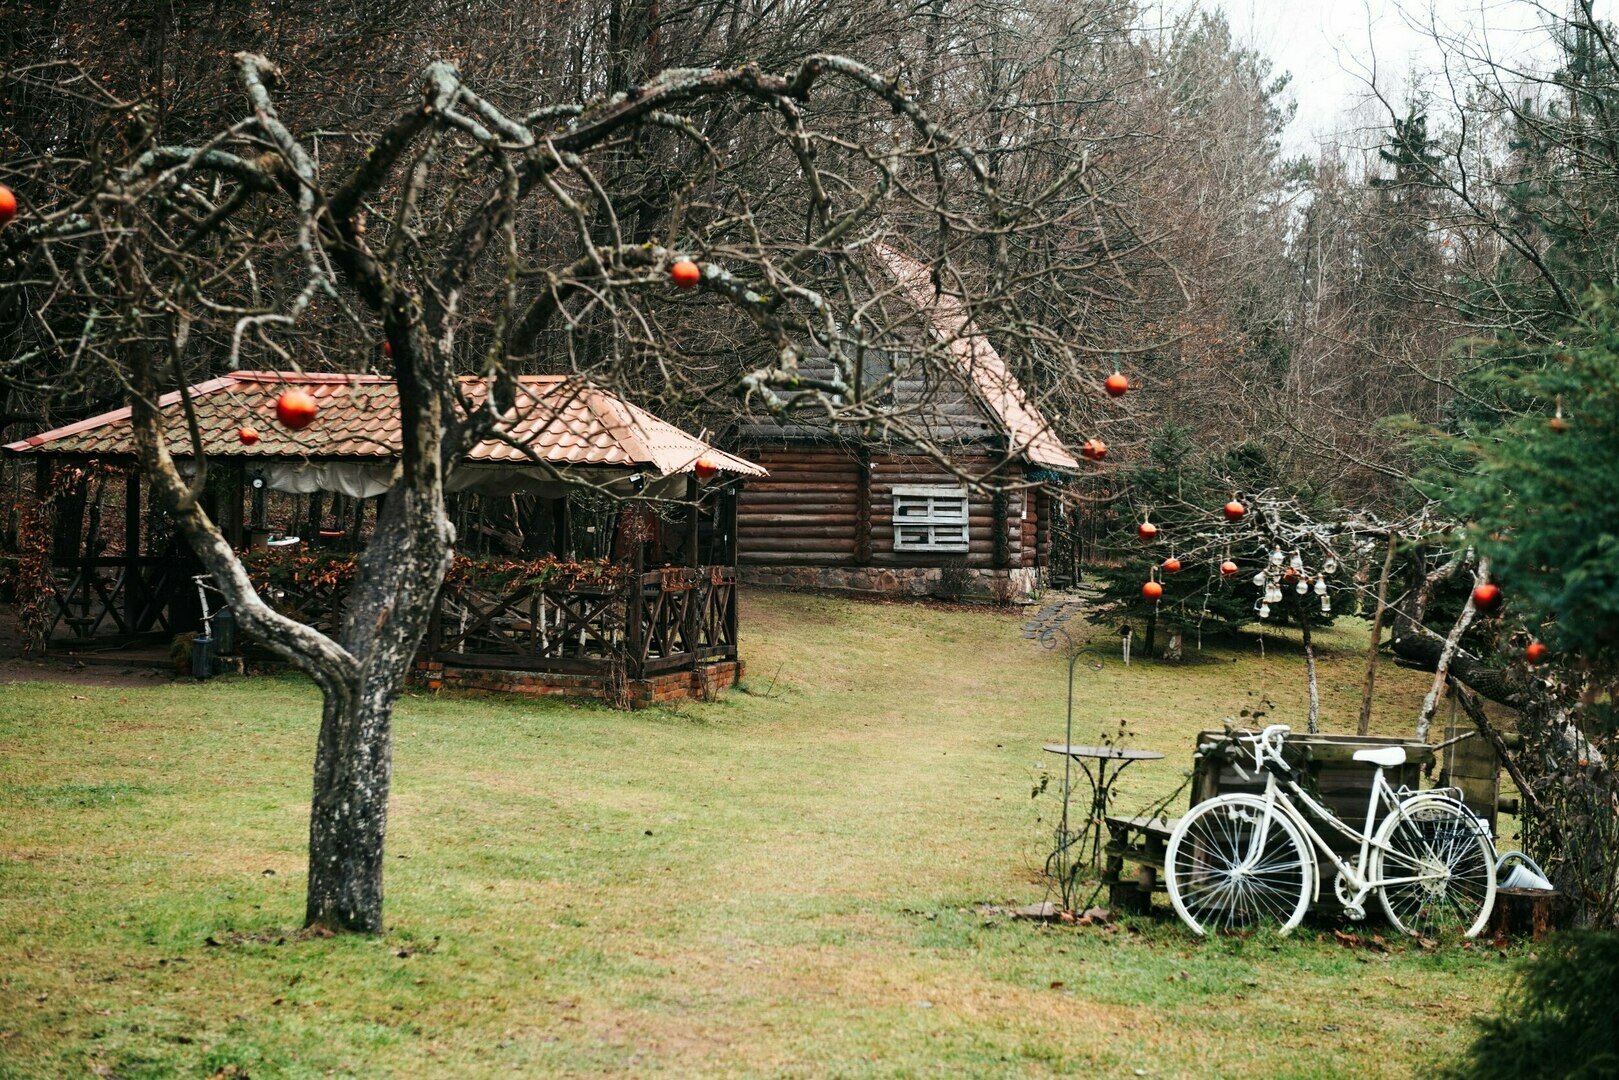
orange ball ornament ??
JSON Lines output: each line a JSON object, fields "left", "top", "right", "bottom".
{"left": 1104, "top": 372, "right": 1130, "bottom": 398}
{"left": 1162, "top": 557, "right": 1182, "bottom": 574}
{"left": 1223, "top": 500, "right": 1247, "bottom": 521}
{"left": 1525, "top": 641, "right": 1549, "bottom": 664}
{"left": 1472, "top": 583, "right": 1503, "bottom": 611}
{"left": 1141, "top": 580, "right": 1164, "bottom": 600}
{"left": 1548, "top": 415, "right": 1569, "bottom": 433}
{"left": 237, "top": 425, "right": 260, "bottom": 446}
{"left": 1137, "top": 521, "right": 1159, "bottom": 542}
{"left": 275, "top": 389, "right": 319, "bottom": 431}
{"left": 694, "top": 457, "right": 719, "bottom": 480}
{"left": 0, "top": 185, "right": 16, "bottom": 227}
{"left": 1220, "top": 559, "right": 1239, "bottom": 576}
{"left": 670, "top": 258, "right": 701, "bottom": 288}
{"left": 1080, "top": 438, "right": 1108, "bottom": 461}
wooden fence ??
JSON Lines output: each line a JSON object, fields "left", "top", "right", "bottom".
{"left": 426, "top": 566, "right": 738, "bottom": 678}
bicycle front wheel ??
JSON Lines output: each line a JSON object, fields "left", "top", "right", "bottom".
{"left": 1372, "top": 796, "right": 1496, "bottom": 940}
{"left": 1165, "top": 794, "right": 1314, "bottom": 936}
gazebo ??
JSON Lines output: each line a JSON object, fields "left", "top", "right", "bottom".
{"left": 3, "top": 372, "right": 765, "bottom": 706}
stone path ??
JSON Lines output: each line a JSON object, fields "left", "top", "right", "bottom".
{"left": 1020, "top": 592, "right": 1090, "bottom": 644}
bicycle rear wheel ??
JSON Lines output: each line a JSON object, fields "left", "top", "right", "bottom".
{"left": 1373, "top": 796, "right": 1496, "bottom": 939}
{"left": 1165, "top": 794, "right": 1313, "bottom": 936}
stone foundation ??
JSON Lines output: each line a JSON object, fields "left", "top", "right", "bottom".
{"left": 738, "top": 564, "right": 1040, "bottom": 601}
{"left": 411, "top": 659, "right": 743, "bottom": 709}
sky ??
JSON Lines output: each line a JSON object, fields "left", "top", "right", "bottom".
{"left": 1185, "top": 0, "right": 1609, "bottom": 152}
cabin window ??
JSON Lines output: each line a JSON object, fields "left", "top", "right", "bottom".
{"left": 891, "top": 485, "right": 970, "bottom": 552}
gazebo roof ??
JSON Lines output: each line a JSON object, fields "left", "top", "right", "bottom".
{"left": 4, "top": 372, "right": 765, "bottom": 479}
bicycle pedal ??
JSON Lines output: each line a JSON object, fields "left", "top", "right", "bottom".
{"left": 1344, "top": 904, "right": 1365, "bottom": 921}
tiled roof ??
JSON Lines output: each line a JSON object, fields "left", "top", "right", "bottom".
{"left": 872, "top": 247, "right": 1080, "bottom": 471}
{"left": 3, "top": 372, "right": 765, "bottom": 478}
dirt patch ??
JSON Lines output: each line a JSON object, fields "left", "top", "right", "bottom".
{"left": 0, "top": 604, "right": 175, "bottom": 688}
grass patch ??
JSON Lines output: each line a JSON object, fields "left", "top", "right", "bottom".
{"left": 0, "top": 588, "right": 1511, "bottom": 1077}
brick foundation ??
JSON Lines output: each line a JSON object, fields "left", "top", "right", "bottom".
{"left": 411, "top": 658, "right": 743, "bottom": 709}
{"left": 737, "top": 564, "right": 1040, "bottom": 601}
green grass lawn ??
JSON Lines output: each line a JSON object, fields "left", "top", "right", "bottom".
{"left": 0, "top": 589, "right": 1511, "bottom": 1078}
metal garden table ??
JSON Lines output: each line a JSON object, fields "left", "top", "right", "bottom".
{"left": 1043, "top": 744, "right": 1166, "bottom": 874}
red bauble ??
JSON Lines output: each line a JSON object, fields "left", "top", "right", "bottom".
{"left": 1104, "top": 372, "right": 1130, "bottom": 398}
{"left": 382, "top": 340, "right": 393, "bottom": 359}
{"left": 1137, "top": 521, "right": 1159, "bottom": 542}
{"left": 0, "top": 185, "right": 15, "bottom": 227}
{"left": 1141, "top": 580, "right": 1164, "bottom": 600}
{"left": 1220, "top": 560, "right": 1239, "bottom": 576}
{"left": 1162, "top": 557, "right": 1182, "bottom": 574}
{"left": 1525, "top": 641, "right": 1549, "bottom": 664}
{"left": 237, "top": 426, "right": 260, "bottom": 446}
{"left": 1472, "top": 583, "right": 1503, "bottom": 611}
{"left": 1223, "top": 500, "right": 1247, "bottom": 522}
{"left": 670, "top": 258, "right": 701, "bottom": 288}
{"left": 275, "top": 389, "right": 319, "bottom": 431}
{"left": 694, "top": 457, "right": 719, "bottom": 480}
{"left": 1080, "top": 438, "right": 1108, "bottom": 461}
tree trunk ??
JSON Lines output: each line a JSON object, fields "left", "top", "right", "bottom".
{"left": 306, "top": 482, "right": 454, "bottom": 932}
{"left": 1416, "top": 557, "right": 1488, "bottom": 741}
{"left": 1144, "top": 608, "right": 1157, "bottom": 659}
{"left": 1358, "top": 533, "right": 1397, "bottom": 735}
{"left": 305, "top": 684, "right": 390, "bottom": 932}
{"left": 1298, "top": 601, "right": 1320, "bottom": 733}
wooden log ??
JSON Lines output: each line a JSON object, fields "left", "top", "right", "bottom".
{"left": 736, "top": 539, "right": 856, "bottom": 554}
{"left": 738, "top": 553, "right": 856, "bottom": 566}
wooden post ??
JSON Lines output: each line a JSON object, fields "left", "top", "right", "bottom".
{"left": 684, "top": 476, "right": 700, "bottom": 567}
{"left": 853, "top": 448, "right": 872, "bottom": 564}
{"left": 684, "top": 476, "right": 700, "bottom": 663}
{"left": 1357, "top": 534, "right": 1398, "bottom": 736}
{"left": 625, "top": 502, "right": 645, "bottom": 679}
{"left": 227, "top": 462, "right": 246, "bottom": 549}
{"left": 124, "top": 470, "right": 144, "bottom": 629}
{"left": 991, "top": 486, "right": 1008, "bottom": 569}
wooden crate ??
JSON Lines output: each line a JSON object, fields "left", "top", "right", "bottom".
{"left": 1193, "top": 730, "right": 1438, "bottom": 909}
{"left": 1102, "top": 731, "right": 1444, "bottom": 916}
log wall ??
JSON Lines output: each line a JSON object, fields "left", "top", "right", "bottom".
{"left": 737, "top": 444, "right": 1047, "bottom": 573}
{"left": 736, "top": 447, "right": 862, "bottom": 566}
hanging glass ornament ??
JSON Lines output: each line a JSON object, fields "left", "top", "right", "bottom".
{"left": 1314, "top": 577, "right": 1328, "bottom": 596}
{"left": 1265, "top": 584, "right": 1283, "bottom": 604}
{"left": 1295, "top": 578, "right": 1309, "bottom": 595}
{"left": 1319, "top": 595, "right": 1332, "bottom": 614}
{"left": 1322, "top": 558, "right": 1337, "bottom": 575}
{"left": 1289, "top": 552, "right": 1304, "bottom": 572}
{"left": 1259, "top": 602, "right": 1272, "bottom": 619}
{"left": 1269, "top": 547, "right": 1285, "bottom": 566}
{"left": 1252, "top": 570, "right": 1268, "bottom": 587}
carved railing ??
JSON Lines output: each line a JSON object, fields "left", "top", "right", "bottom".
{"left": 44, "top": 557, "right": 194, "bottom": 643}
{"left": 429, "top": 565, "right": 737, "bottom": 677}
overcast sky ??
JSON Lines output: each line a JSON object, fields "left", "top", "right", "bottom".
{"left": 1186, "top": 0, "right": 1607, "bottom": 152}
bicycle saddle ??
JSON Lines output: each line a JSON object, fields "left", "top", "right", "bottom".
{"left": 1352, "top": 746, "right": 1406, "bottom": 768}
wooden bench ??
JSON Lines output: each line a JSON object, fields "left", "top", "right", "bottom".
{"left": 1102, "top": 814, "right": 1177, "bottom": 912}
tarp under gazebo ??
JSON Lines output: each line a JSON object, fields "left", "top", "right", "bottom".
{"left": 4, "top": 372, "right": 765, "bottom": 706}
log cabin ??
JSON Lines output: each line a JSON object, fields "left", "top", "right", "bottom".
{"left": 728, "top": 248, "right": 1080, "bottom": 600}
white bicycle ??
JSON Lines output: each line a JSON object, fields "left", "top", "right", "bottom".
{"left": 1164, "top": 724, "right": 1497, "bottom": 938}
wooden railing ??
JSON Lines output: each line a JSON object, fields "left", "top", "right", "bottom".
{"left": 44, "top": 556, "right": 194, "bottom": 643}
{"left": 428, "top": 565, "right": 737, "bottom": 678}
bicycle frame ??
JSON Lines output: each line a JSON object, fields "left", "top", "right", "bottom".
{"left": 1240, "top": 755, "right": 1444, "bottom": 910}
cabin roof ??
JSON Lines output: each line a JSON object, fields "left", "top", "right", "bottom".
{"left": 872, "top": 247, "right": 1079, "bottom": 471}
{"left": 3, "top": 372, "right": 766, "bottom": 478}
